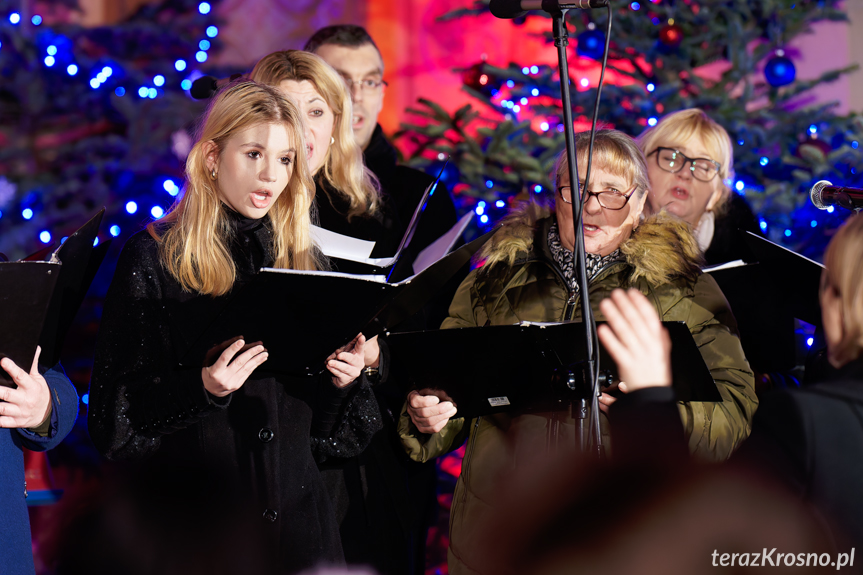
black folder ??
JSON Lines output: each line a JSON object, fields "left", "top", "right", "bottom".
{"left": 704, "top": 231, "right": 824, "bottom": 373}
{"left": 0, "top": 262, "right": 61, "bottom": 386}
{"left": 177, "top": 226, "right": 498, "bottom": 376}
{"left": 0, "top": 209, "right": 107, "bottom": 385}
{"left": 318, "top": 161, "right": 449, "bottom": 280}
{"left": 386, "top": 321, "right": 720, "bottom": 419}
{"left": 39, "top": 209, "right": 110, "bottom": 366}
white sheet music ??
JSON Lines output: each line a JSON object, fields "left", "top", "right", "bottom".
{"left": 412, "top": 212, "right": 474, "bottom": 274}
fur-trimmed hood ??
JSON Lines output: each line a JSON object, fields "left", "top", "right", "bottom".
{"left": 479, "top": 202, "right": 703, "bottom": 287}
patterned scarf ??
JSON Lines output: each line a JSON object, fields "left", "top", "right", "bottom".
{"left": 548, "top": 222, "right": 625, "bottom": 292}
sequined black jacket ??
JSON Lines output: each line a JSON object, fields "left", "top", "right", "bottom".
{"left": 88, "top": 219, "right": 381, "bottom": 573}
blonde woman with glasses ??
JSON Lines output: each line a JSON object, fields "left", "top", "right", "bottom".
{"left": 636, "top": 108, "right": 762, "bottom": 265}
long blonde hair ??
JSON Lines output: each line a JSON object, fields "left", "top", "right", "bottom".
{"left": 250, "top": 49, "right": 380, "bottom": 219}
{"left": 147, "top": 80, "right": 324, "bottom": 296}
{"left": 821, "top": 213, "right": 863, "bottom": 366}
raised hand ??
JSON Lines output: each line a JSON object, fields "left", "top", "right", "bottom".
{"left": 598, "top": 288, "right": 672, "bottom": 393}
{"left": 202, "top": 338, "right": 268, "bottom": 397}
{"left": 0, "top": 346, "right": 52, "bottom": 429}
{"left": 327, "top": 334, "right": 366, "bottom": 388}
{"left": 407, "top": 390, "right": 458, "bottom": 434}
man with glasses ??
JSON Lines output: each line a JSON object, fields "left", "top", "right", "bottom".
{"left": 305, "top": 26, "right": 458, "bottom": 260}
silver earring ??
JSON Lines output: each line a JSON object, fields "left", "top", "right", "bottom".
{"left": 331, "top": 136, "right": 335, "bottom": 145}
{"left": 210, "top": 167, "right": 217, "bottom": 180}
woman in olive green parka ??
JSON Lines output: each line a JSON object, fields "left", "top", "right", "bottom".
{"left": 399, "top": 130, "right": 757, "bottom": 575}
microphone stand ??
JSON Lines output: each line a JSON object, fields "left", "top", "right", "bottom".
{"left": 548, "top": 9, "right": 601, "bottom": 458}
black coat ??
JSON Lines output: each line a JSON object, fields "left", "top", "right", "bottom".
{"left": 704, "top": 192, "right": 762, "bottom": 266}
{"left": 88, "top": 218, "right": 364, "bottom": 573}
{"left": 734, "top": 358, "right": 863, "bottom": 552}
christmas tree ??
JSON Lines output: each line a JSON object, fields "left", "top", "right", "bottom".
{"left": 395, "top": 0, "right": 860, "bottom": 259}
{"left": 0, "top": 0, "right": 227, "bottom": 260}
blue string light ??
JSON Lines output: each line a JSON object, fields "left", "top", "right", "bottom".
{"left": 9, "top": 12, "right": 21, "bottom": 24}
{"left": 46, "top": 45, "right": 57, "bottom": 56}
{"left": 735, "top": 180, "right": 745, "bottom": 191}
{"left": 811, "top": 220, "right": 817, "bottom": 227}
{"left": 66, "top": 64, "right": 78, "bottom": 76}
{"left": 485, "top": 180, "right": 494, "bottom": 189}
{"left": 206, "top": 25, "right": 219, "bottom": 38}
{"left": 110, "top": 225, "right": 121, "bottom": 236}
{"left": 115, "top": 87, "right": 126, "bottom": 96}
{"left": 89, "top": 78, "right": 100, "bottom": 89}
{"left": 199, "top": 39, "right": 211, "bottom": 51}
{"left": 809, "top": 124, "right": 817, "bottom": 135}
{"left": 506, "top": 80, "right": 514, "bottom": 88}
{"left": 148, "top": 88, "right": 157, "bottom": 99}
{"left": 196, "top": 51, "right": 208, "bottom": 63}
{"left": 153, "top": 75, "right": 165, "bottom": 87}
{"left": 44, "top": 56, "right": 55, "bottom": 67}
{"left": 646, "top": 83, "right": 655, "bottom": 92}
{"left": 647, "top": 117, "right": 657, "bottom": 126}
{"left": 531, "top": 88, "right": 539, "bottom": 96}
{"left": 31, "top": 15, "right": 42, "bottom": 25}
{"left": 522, "top": 66, "right": 530, "bottom": 74}
{"left": 126, "top": 201, "right": 138, "bottom": 214}
{"left": 138, "top": 86, "right": 149, "bottom": 98}
{"left": 82, "top": 393, "right": 89, "bottom": 405}
{"left": 39, "top": 231, "right": 51, "bottom": 243}
{"left": 540, "top": 122, "right": 549, "bottom": 131}
{"left": 198, "top": 2, "right": 212, "bottom": 14}
{"left": 181, "top": 79, "right": 192, "bottom": 90}
{"left": 530, "top": 65, "right": 538, "bottom": 74}
{"left": 759, "top": 219, "right": 767, "bottom": 231}
{"left": 630, "top": 1, "right": 641, "bottom": 9}
{"left": 175, "top": 59, "right": 187, "bottom": 71}
{"left": 480, "top": 214, "right": 489, "bottom": 224}
{"left": 475, "top": 205, "right": 484, "bottom": 215}
{"left": 93, "top": 237, "right": 99, "bottom": 247}
{"left": 853, "top": 141, "right": 859, "bottom": 149}
{"left": 784, "top": 229, "right": 792, "bottom": 237}
{"left": 151, "top": 206, "right": 164, "bottom": 218}
{"left": 496, "top": 200, "right": 505, "bottom": 208}
{"left": 520, "top": 97, "right": 528, "bottom": 105}
{"left": 759, "top": 157, "right": 769, "bottom": 166}
{"left": 806, "top": 337, "right": 814, "bottom": 347}
{"left": 512, "top": 105, "right": 521, "bottom": 113}
{"left": 22, "top": 208, "right": 34, "bottom": 220}
{"left": 534, "top": 185, "right": 543, "bottom": 193}
{"left": 827, "top": 206, "right": 835, "bottom": 213}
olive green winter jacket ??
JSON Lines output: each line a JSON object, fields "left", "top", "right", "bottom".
{"left": 398, "top": 208, "right": 758, "bottom": 575}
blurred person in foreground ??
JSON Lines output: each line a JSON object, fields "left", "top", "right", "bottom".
{"left": 399, "top": 130, "right": 757, "bottom": 574}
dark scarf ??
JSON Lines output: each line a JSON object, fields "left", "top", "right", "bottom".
{"left": 547, "top": 221, "right": 625, "bottom": 292}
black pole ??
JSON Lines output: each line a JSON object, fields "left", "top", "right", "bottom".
{"left": 549, "top": 10, "right": 601, "bottom": 458}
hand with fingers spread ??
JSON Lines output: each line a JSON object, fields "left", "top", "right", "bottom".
{"left": 407, "top": 390, "right": 458, "bottom": 434}
{"left": 0, "top": 346, "right": 52, "bottom": 430}
{"left": 598, "top": 288, "right": 672, "bottom": 393}
{"left": 202, "top": 338, "right": 268, "bottom": 397}
{"left": 327, "top": 333, "right": 366, "bottom": 388}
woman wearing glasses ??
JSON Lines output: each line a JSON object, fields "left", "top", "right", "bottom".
{"left": 399, "top": 130, "right": 757, "bottom": 575}
{"left": 636, "top": 108, "right": 762, "bottom": 265}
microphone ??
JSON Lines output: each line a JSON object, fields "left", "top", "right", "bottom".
{"left": 810, "top": 180, "right": 863, "bottom": 211}
{"left": 489, "top": 0, "right": 609, "bottom": 19}
{"left": 189, "top": 74, "right": 244, "bottom": 100}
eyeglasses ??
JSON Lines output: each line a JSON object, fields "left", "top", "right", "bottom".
{"left": 341, "top": 77, "right": 388, "bottom": 92}
{"left": 649, "top": 147, "right": 721, "bottom": 182}
{"left": 558, "top": 184, "right": 637, "bottom": 210}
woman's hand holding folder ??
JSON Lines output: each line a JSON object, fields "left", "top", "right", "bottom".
{"left": 407, "top": 390, "right": 458, "bottom": 434}
{"left": 202, "top": 338, "right": 268, "bottom": 398}
{"left": 327, "top": 333, "right": 368, "bottom": 388}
